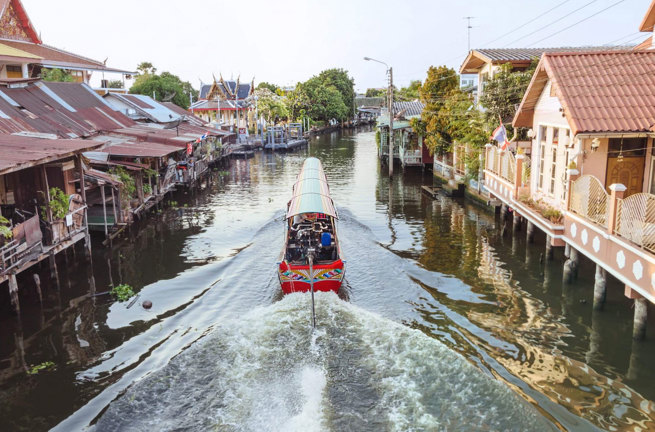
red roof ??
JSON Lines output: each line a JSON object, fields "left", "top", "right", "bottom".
{"left": 640, "top": 0, "right": 655, "bottom": 32}
{"left": 514, "top": 50, "right": 655, "bottom": 135}
{"left": 0, "top": 134, "right": 103, "bottom": 175}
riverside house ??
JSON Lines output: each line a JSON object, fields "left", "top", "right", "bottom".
{"left": 0, "top": 0, "right": 133, "bottom": 91}
{"left": 483, "top": 47, "right": 655, "bottom": 337}
{"left": 0, "top": 135, "right": 103, "bottom": 313}
{"left": 377, "top": 101, "right": 432, "bottom": 168}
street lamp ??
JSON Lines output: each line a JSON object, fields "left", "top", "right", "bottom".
{"left": 364, "top": 56, "right": 394, "bottom": 177}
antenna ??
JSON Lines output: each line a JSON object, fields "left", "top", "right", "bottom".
{"left": 464, "top": 16, "right": 475, "bottom": 52}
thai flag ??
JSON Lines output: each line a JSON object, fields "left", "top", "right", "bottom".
{"left": 201, "top": 132, "right": 208, "bottom": 140}
{"left": 491, "top": 122, "right": 510, "bottom": 150}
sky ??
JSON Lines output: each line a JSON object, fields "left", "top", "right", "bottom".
{"left": 24, "top": 0, "right": 650, "bottom": 92}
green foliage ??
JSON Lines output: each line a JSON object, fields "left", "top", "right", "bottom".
{"left": 42, "top": 187, "right": 69, "bottom": 220}
{"left": 27, "top": 361, "right": 56, "bottom": 375}
{"left": 418, "top": 65, "right": 460, "bottom": 154}
{"left": 143, "top": 168, "right": 157, "bottom": 179}
{"left": 365, "top": 88, "right": 385, "bottom": 98}
{"left": 111, "top": 283, "right": 135, "bottom": 302}
{"left": 520, "top": 196, "right": 563, "bottom": 223}
{"left": 316, "top": 69, "right": 356, "bottom": 118}
{"left": 479, "top": 60, "right": 537, "bottom": 135}
{"left": 375, "top": 129, "right": 381, "bottom": 148}
{"left": 136, "top": 62, "right": 156, "bottom": 75}
{"left": 107, "top": 80, "right": 124, "bottom": 89}
{"left": 291, "top": 69, "right": 354, "bottom": 122}
{"left": 295, "top": 77, "right": 348, "bottom": 122}
{"left": 42, "top": 68, "right": 74, "bottom": 82}
{"left": 143, "top": 184, "right": 152, "bottom": 195}
{"left": 130, "top": 63, "right": 197, "bottom": 109}
{"left": 110, "top": 166, "right": 136, "bottom": 203}
{"left": 0, "top": 215, "right": 11, "bottom": 239}
{"left": 396, "top": 80, "right": 422, "bottom": 101}
{"left": 257, "top": 82, "right": 280, "bottom": 93}
{"left": 254, "top": 88, "right": 289, "bottom": 123}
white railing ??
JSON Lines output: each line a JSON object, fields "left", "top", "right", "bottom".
{"left": 486, "top": 147, "right": 516, "bottom": 184}
{"left": 616, "top": 193, "right": 655, "bottom": 253}
{"left": 499, "top": 151, "right": 515, "bottom": 183}
{"left": 403, "top": 149, "right": 422, "bottom": 165}
{"left": 569, "top": 175, "right": 609, "bottom": 227}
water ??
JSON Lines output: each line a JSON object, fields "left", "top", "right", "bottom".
{"left": 0, "top": 128, "right": 653, "bottom": 431}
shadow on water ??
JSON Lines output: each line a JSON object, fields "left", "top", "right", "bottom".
{"left": 0, "top": 127, "right": 653, "bottom": 431}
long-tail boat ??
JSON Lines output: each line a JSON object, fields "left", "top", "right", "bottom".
{"left": 278, "top": 157, "right": 344, "bottom": 294}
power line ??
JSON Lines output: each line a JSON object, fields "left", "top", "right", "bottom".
{"left": 504, "top": 0, "right": 599, "bottom": 47}
{"left": 527, "top": 0, "right": 629, "bottom": 47}
{"left": 482, "top": 0, "right": 574, "bottom": 47}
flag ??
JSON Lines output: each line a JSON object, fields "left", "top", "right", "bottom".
{"left": 491, "top": 121, "right": 510, "bottom": 150}
{"left": 201, "top": 132, "right": 208, "bottom": 140}
{"left": 186, "top": 142, "right": 193, "bottom": 155}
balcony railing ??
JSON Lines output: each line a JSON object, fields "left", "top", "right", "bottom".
{"left": 616, "top": 193, "right": 655, "bottom": 253}
{"left": 485, "top": 146, "right": 515, "bottom": 184}
{"left": 569, "top": 175, "right": 609, "bottom": 228}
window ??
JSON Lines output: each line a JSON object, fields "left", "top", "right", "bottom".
{"left": 539, "top": 126, "right": 547, "bottom": 142}
{"left": 550, "top": 147, "right": 557, "bottom": 194}
{"left": 6, "top": 65, "right": 21, "bottom": 78}
{"left": 539, "top": 142, "right": 546, "bottom": 190}
{"left": 608, "top": 137, "right": 646, "bottom": 157}
{"left": 561, "top": 150, "right": 570, "bottom": 201}
{"left": 553, "top": 128, "right": 559, "bottom": 144}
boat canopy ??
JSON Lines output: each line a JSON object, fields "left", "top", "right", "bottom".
{"left": 286, "top": 158, "right": 337, "bottom": 219}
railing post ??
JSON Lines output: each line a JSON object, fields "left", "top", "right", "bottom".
{"left": 484, "top": 143, "right": 492, "bottom": 171}
{"left": 514, "top": 155, "right": 523, "bottom": 198}
{"left": 565, "top": 169, "right": 580, "bottom": 211}
{"left": 607, "top": 183, "right": 627, "bottom": 235}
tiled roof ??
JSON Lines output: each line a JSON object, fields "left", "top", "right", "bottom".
{"left": 393, "top": 101, "right": 423, "bottom": 117}
{"left": 514, "top": 50, "right": 655, "bottom": 135}
{"left": 199, "top": 80, "right": 252, "bottom": 100}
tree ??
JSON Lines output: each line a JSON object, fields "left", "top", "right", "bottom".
{"left": 479, "top": 59, "right": 537, "bottom": 136}
{"left": 418, "top": 65, "right": 459, "bottom": 153}
{"left": 316, "top": 68, "right": 355, "bottom": 117}
{"left": 253, "top": 88, "right": 288, "bottom": 123}
{"left": 396, "top": 80, "right": 421, "bottom": 101}
{"left": 295, "top": 76, "right": 348, "bottom": 122}
{"left": 365, "top": 88, "right": 385, "bottom": 98}
{"left": 136, "top": 62, "right": 156, "bottom": 75}
{"left": 129, "top": 63, "right": 196, "bottom": 109}
{"left": 107, "top": 80, "right": 124, "bottom": 89}
{"left": 42, "top": 68, "right": 74, "bottom": 82}
{"left": 257, "top": 81, "right": 280, "bottom": 93}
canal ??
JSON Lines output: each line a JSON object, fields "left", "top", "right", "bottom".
{"left": 1, "top": 128, "right": 654, "bottom": 431}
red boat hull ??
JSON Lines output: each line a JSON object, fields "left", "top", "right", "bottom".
{"left": 278, "top": 260, "right": 345, "bottom": 294}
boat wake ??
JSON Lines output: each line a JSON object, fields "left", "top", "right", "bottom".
{"left": 94, "top": 293, "right": 554, "bottom": 431}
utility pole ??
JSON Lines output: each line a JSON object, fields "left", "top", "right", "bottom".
{"left": 388, "top": 66, "right": 394, "bottom": 177}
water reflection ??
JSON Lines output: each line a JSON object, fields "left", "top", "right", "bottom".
{"left": 0, "top": 128, "right": 653, "bottom": 431}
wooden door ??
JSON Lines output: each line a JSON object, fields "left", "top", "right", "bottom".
{"left": 606, "top": 156, "right": 645, "bottom": 197}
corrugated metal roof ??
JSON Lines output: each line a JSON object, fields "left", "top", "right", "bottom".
{"left": 514, "top": 50, "right": 655, "bottom": 135}
{"left": 393, "top": 101, "right": 424, "bottom": 117}
{"left": 189, "top": 99, "right": 249, "bottom": 110}
{"left": 161, "top": 102, "right": 206, "bottom": 126}
{"left": 105, "top": 93, "right": 182, "bottom": 123}
{"left": 0, "top": 134, "right": 103, "bottom": 175}
{"left": 476, "top": 47, "right": 614, "bottom": 62}
{"left": 0, "top": 39, "right": 133, "bottom": 73}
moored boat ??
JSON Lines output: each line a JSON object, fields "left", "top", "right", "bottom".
{"left": 278, "top": 157, "right": 344, "bottom": 294}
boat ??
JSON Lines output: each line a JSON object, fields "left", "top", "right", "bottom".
{"left": 278, "top": 157, "right": 345, "bottom": 294}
